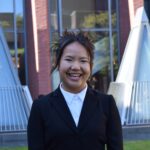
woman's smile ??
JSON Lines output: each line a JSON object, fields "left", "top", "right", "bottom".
{"left": 66, "top": 72, "right": 82, "bottom": 80}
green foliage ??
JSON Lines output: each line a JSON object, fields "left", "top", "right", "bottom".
{"left": 1, "top": 21, "right": 10, "bottom": 28}
{"left": 81, "top": 11, "right": 116, "bottom": 28}
{"left": 0, "top": 14, "right": 23, "bottom": 28}
{"left": 16, "top": 15, "right": 23, "bottom": 28}
{"left": 10, "top": 48, "right": 24, "bottom": 56}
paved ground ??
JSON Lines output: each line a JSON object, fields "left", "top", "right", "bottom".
{"left": 123, "top": 125, "right": 150, "bottom": 141}
{"left": 0, "top": 132, "right": 27, "bottom": 147}
{"left": 0, "top": 126, "right": 150, "bottom": 147}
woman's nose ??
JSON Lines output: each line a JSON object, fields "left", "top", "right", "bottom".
{"left": 70, "top": 61, "right": 80, "bottom": 70}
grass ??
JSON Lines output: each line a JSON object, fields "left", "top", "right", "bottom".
{"left": 124, "top": 140, "right": 150, "bottom": 150}
{"left": 0, "top": 147, "right": 27, "bottom": 150}
{"left": 0, "top": 140, "right": 150, "bottom": 150}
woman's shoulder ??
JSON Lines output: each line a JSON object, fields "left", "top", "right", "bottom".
{"left": 88, "top": 87, "right": 113, "bottom": 99}
{"left": 88, "top": 87, "right": 117, "bottom": 115}
{"left": 88, "top": 87, "right": 116, "bottom": 108}
{"left": 32, "top": 89, "right": 59, "bottom": 106}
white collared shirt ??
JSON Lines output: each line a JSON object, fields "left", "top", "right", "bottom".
{"left": 60, "top": 84, "right": 87, "bottom": 126}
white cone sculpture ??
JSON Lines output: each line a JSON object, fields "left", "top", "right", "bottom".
{"left": 108, "top": 7, "right": 150, "bottom": 125}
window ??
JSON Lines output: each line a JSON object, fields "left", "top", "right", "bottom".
{"left": 0, "top": 0, "right": 26, "bottom": 85}
{"left": 49, "top": 0, "right": 120, "bottom": 93}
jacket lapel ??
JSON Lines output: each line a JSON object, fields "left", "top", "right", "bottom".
{"left": 50, "top": 87, "right": 98, "bottom": 133}
{"left": 51, "top": 87, "right": 78, "bottom": 133}
{"left": 78, "top": 87, "right": 98, "bottom": 131}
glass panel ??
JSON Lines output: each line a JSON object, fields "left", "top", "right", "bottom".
{"left": 50, "top": 31, "right": 59, "bottom": 43}
{"left": 4, "top": 32, "right": 15, "bottom": 57}
{"left": 0, "top": 13, "right": 14, "bottom": 30}
{"left": 111, "top": 0, "right": 117, "bottom": 28}
{"left": 50, "top": 31, "right": 59, "bottom": 70}
{"left": 62, "top": 0, "right": 108, "bottom": 29}
{"left": 50, "top": 31, "right": 59, "bottom": 90}
{"left": 16, "top": 0, "right": 26, "bottom": 84}
{"left": 16, "top": 0, "right": 24, "bottom": 31}
{"left": 17, "top": 32, "right": 25, "bottom": 85}
{"left": 112, "top": 32, "right": 119, "bottom": 79}
{"left": 16, "top": 0, "right": 23, "bottom": 15}
{"left": 90, "top": 31, "right": 110, "bottom": 93}
{"left": 50, "top": 0, "right": 58, "bottom": 30}
{"left": 0, "top": 0, "right": 14, "bottom": 30}
{"left": 16, "top": 14, "right": 23, "bottom": 31}
{"left": 0, "top": 0, "right": 13, "bottom": 12}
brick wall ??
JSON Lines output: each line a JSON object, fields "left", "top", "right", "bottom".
{"left": 35, "top": 0, "right": 51, "bottom": 98}
{"left": 25, "top": 0, "right": 51, "bottom": 100}
{"left": 119, "top": 0, "right": 130, "bottom": 56}
{"left": 25, "top": 0, "right": 38, "bottom": 99}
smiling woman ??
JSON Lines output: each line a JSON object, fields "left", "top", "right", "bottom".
{"left": 27, "top": 30, "right": 123, "bottom": 150}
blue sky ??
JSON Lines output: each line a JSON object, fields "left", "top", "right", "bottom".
{"left": 0, "top": 0, "right": 23, "bottom": 15}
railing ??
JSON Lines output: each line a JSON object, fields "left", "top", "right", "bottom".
{"left": 126, "top": 81, "right": 150, "bottom": 125}
{"left": 0, "top": 86, "right": 32, "bottom": 132}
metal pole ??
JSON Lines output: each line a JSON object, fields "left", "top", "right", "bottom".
{"left": 108, "top": 0, "right": 114, "bottom": 81}
{"left": 23, "top": 0, "right": 29, "bottom": 85}
{"left": 57, "top": 0, "right": 63, "bottom": 36}
{"left": 116, "top": 0, "right": 121, "bottom": 64}
{"left": 13, "top": 0, "right": 18, "bottom": 73}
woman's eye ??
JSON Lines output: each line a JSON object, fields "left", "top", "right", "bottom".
{"left": 81, "top": 60, "right": 88, "bottom": 63}
{"left": 65, "top": 59, "right": 72, "bottom": 62}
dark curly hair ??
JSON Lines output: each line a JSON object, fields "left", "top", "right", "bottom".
{"left": 51, "top": 30, "right": 94, "bottom": 73}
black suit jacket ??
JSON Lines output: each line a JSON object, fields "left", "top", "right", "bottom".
{"left": 27, "top": 87, "right": 123, "bottom": 150}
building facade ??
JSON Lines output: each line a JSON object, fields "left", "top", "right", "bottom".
{"left": 0, "top": 0, "right": 144, "bottom": 99}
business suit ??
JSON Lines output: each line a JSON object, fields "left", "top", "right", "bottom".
{"left": 27, "top": 86, "right": 123, "bottom": 150}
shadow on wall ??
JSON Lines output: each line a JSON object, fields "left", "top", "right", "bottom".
{"left": 144, "top": 0, "right": 150, "bottom": 22}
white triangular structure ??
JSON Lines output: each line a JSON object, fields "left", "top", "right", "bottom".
{"left": 0, "top": 25, "right": 32, "bottom": 132}
{"left": 108, "top": 7, "right": 150, "bottom": 125}
{"left": 0, "top": 28, "right": 20, "bottom": 86}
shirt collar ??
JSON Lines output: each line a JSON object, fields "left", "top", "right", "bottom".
{"left": 60, "top": 83, "right": 87, "bottom": 105}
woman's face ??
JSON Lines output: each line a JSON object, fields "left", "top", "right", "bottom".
{"left": 58, "top": 42, "right": 91, "bottom": 93}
